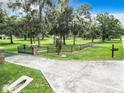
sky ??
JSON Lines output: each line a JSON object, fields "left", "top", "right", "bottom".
{"left": 69, "top": 0, "right": 124, "bottom": 13}
{"left": 1, "top": 0, "right": 124, "bottom": 25}
{"left": 68, "top": 0, "right": 124, "bottom": 25}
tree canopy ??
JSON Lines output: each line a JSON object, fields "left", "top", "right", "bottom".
{"left": 0, "top": 0, "right": 123, "bottom": 46}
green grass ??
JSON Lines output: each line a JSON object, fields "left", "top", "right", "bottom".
{"left": 41, "top": 39, "right": 124, "bottom": 60}
{"left": 0, "top": 62, "right": 53, "bottom": 93}
{"left": 0, "top": 38, "right": 54, "bottom": 53}
{"left": 0, "top": 38, "right": 123, "bottom": 60}
{"left": 0, "top": 38, "right": 95, "bottom": 53}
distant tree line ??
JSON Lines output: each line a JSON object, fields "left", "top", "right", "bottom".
{"left": 0, "top": 0, "right": 124, "bottom": 45}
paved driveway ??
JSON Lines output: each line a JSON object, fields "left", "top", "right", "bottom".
{"left": 6, "top": 54, "right": 124, "bottom": 93}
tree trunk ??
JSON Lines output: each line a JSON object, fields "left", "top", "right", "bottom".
{"left": 24, "top": 34, "right": 27, "bottom": 40}
{"left": 30, "top": 37, "right": 33, "bottom": 44}
{"left": 53, "top": 35, "right": 56, "bottom": 45}
{"left": 33, "top": 36, "right": 35, "bottom": 43}
{"left": 57, "top": 35, "right": 62, "bottom": 55}
{"left": 91, "top": 36, "right": 94, "bottom": 43}
{"left": 41, "top": 33, "right": 45, "bottom": 40}
{"left": 30, "top": 33, "right": 33, "bottom": 44}
{"left": 63, "top": 35, "right": 66, "bottom": 45}
{"left": 60, "top": 35, "right": 63, "bottom": 46}
{"left": 102, "top": 35, "right": 105, "bottom": 42}
{"left": 102, "top": 30, "right": 106, "bottom": 42}
{"left": 10, "top": 32, "right": 13, "bottom": 44}
{"left": 38, "top": 36, "right": 40, "bottom": 47}
{"left": 73, "top": 35, "right": 76, "bottom": 45}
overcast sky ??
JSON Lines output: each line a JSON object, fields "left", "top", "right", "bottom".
{"left": 1, "top": 0, "right": 124, "bottom": 25}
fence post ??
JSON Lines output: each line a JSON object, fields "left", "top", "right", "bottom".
{"left": 0, "top": 47, "right": 5, "bottom": 64}
{"left": 112, "top": 44, "right": 114, "bottom": 58}
{"left": 23, "top": 45, "right": 26, "bottom": 52}
{"left": 23, "top": 44, "right": 26, "bottom": 49}
{"left": 31, "top": 46, "right": 34, "bottom": 55}
{"left": 80, "top": 45, "right": 81, "bottom": 50}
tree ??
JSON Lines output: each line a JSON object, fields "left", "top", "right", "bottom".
{"left": 30, "top": 0, "right": 53, "bottom": 46}
{"left": 49, "top": 1, "right": 72, "bottom": 45}
{"left": 4, "top": 16, "right": 17, "bottom": 44}
{"left": 77, "top": 4, "right": 92, "bottom": 19}
{"left": 96, "top": 13, "right": 122, "bottom": 42}
{"left": 70, "top": 13, "right": 81, "bottom": 45}
{"left": 8, "top": 0, "right": 34, "bottom": 44}
{"left": 0, "top": 2, "right": 7, "bottom": 35}
{"left": 86, "top": 18, "right": 99, "bottom": 42}
{"left": 14, "top": 17, "right": 27, "bottom": 40}
{"left": 71, "top": 4, "right": 92, "bottom": 43}
{"left": 53, "top": 6, "right": 73, "bottom": 45}
{"left": 61, "top": 6, "right": 73, "bottom": 45}
{"left": 48, "top": 6, "right": 61, "bottom": 44}
{"left": 0, "top": 3, "right": 5, "bottom": 24}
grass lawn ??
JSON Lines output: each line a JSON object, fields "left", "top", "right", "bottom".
{"left": 41, "top": 39, "right": 124, "bottom": 60}
{"left": 0, "top": 38, "right": 94, "bottom": 53}
{"left": 0, "top": 38, "right": 52, "bottom": 54}
{"left": 0, "top": 62, "right": 53, "bottom": 93}
{"left": 0, "top": 38, "right": 123, "bottom": 60}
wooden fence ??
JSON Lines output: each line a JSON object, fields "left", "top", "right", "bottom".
{"left": 17, "top": 43, "right": 94, "bottom": 55}
{"left": 17, "top": 45, "right": 33, "bottom": 54}
{"left": 46, "top": 43, "right": 94, "bottom": 53}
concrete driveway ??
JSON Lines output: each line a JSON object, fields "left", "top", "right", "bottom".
{"left": 6, "top": 54, "right": 124, "bottom": 93}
